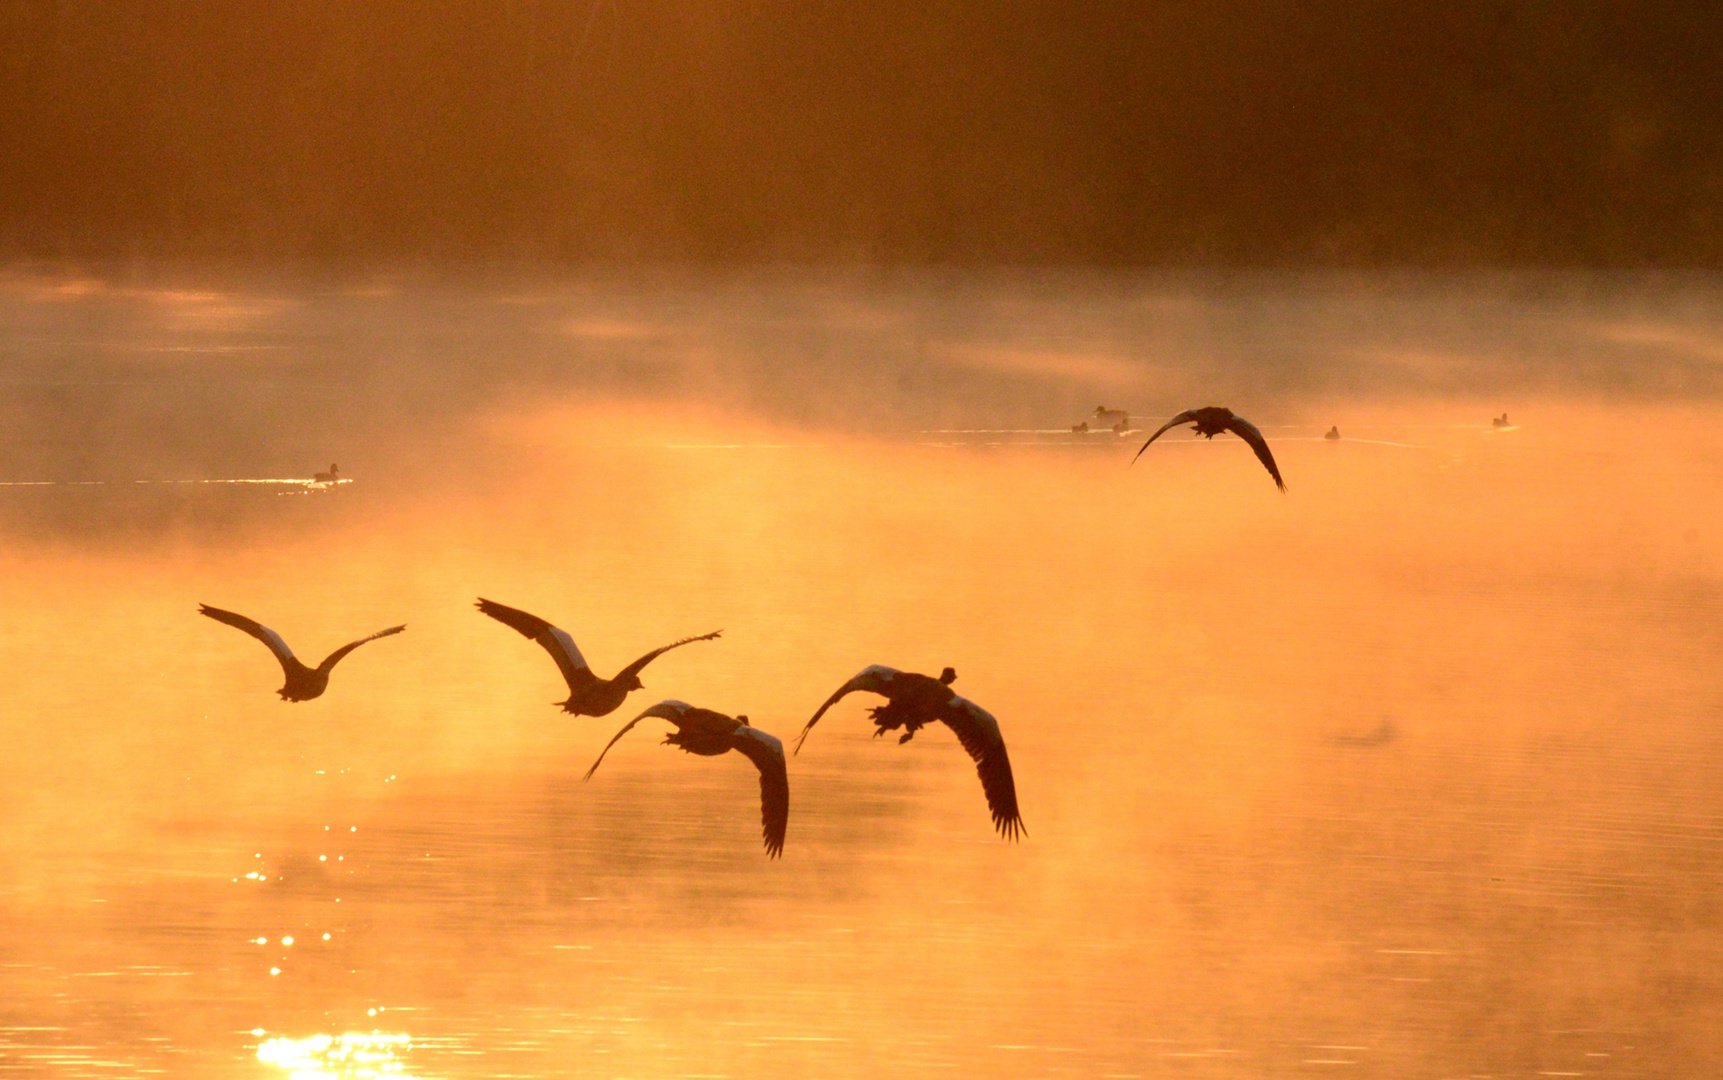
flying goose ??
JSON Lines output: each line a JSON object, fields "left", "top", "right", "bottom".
{"left": 584, "top": 699, "right": 789, "bottom": 858}
{"left": 198, "top": 604, "right": 404, "bottom": 702}
{"left": 475, "top": 598, "right": 720, "bottom": 718}
{"left": 794, "top": 665, "right": 1023, "bottom": 840}
{"left": 1132, "top": 406, "right": 1286, "bottom": 491}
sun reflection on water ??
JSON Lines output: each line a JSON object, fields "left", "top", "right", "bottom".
{"left": 257, "top": 1032, "right": 415, "bottom": 1079}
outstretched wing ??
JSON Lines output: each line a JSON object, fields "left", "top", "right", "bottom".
{"left": 317, "top": 624, "right": 406, "bottom": 674}
{"left": 1130, "top": 410, "right": 1198, "bottom": 465}
{"left": 730, "top": 725, "right": 789, "bottom": 858}
{"left": 198, "top": 604, "right": 297, "bottom": 675}
{"left": 793, "top": 664, "right": 904, "bottom": 754}
{"left": 583, "top": 699, "right": 694, "bottom": 780}
{"left": 475, "top": 598, "right": 598, "bottom": 695}
{"left": 1224, "top": 414, "right": 1287, "bottom": 492}
{"left": 611, "top": 630, "right": 724, "bottom": 685}
{"left": 940, "top": 695, "right": 1025, "bottom": 841}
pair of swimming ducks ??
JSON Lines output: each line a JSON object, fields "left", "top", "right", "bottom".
{"left": 198, "top": 599, "right": 1022, "bottom": 858}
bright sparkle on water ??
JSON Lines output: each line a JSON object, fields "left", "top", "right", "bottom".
{"left": 257, "top": 1032, "right": 414, "bottom": 1079}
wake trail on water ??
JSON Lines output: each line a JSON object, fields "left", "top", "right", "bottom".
{"left": 0, "top": 478, "right": 353, "bottom": 491}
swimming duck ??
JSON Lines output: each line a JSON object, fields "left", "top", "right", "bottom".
{"left": 1324, "top": 426, "right": 1341, "bottom": 440}
{"left": 1093, "top": 406, "right": 1129, "bottom": 432}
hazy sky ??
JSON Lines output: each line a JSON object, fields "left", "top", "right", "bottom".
{"left": 1, "top": 1, "right": 1719, "bottom": 264}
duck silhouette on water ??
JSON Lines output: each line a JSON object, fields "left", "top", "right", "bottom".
{"left": 476, "top": 598, "right": 720, "bottom": 718}
{"left": 312, "top": 464, "right": 340, "bottom": 484}
{"left": 1094, "top": 406, "right": 1130, "bottom": 433}
{"left": 1324, "top": 426, "right": 1341, "bottom": 441}
{"left": 585, "top": 700, "right": 789, "bottom": 858}
{"left": 1132, "top": 406, "right": 1286, "bottom": 491}
{"left": 198, "top": 604, "right": 405, "bottom": 702}
{"left": 795, "top": 665, "right": 1023, "bottom": 841}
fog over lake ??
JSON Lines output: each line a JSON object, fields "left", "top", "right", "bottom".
{"left": 2, "top": 270, "right": 1721, "bottom": 1078}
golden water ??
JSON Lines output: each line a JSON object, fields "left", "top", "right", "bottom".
{"left": 1, "top": 274, "right": 1721, "bottom": 1078}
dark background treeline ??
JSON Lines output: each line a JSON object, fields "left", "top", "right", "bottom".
{"left": 1, "top": 0, "right": 1718, "bottom": 265}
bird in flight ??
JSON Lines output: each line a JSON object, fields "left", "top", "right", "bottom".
{"left": 475, "top": 598, "right": 720, "bottom": 718}
{"left": 198, "top": 604, "right": 405, "bottom": 702}
{"left": 1131, "top": 406, "right": 1286, "bottom": 491}
{"left": 585, "top": 699, "right": 789, "bottom": 858}
{"left": 795, "top": 665, "right": 1023, "bottom": 841}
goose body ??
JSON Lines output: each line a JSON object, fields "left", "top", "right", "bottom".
{"left": 476, "top": 598, "right": 720, "bottom": 718}
{"left": 795, "top": 665, "right": 1023, "bottom": 840}
{"left": 585, "top": 699, "right": 789, "bottom": 857}
{"left": 198, "top": 604, "right": 404, "bottom": 702}
{"left": 1132, "top": 406, "right": 1286, "bottom": 491}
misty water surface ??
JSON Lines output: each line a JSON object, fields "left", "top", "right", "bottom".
{"left": 1, "top": 271, "right": 1721, "bottom": 1078}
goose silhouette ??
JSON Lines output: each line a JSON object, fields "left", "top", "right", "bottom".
{"left": 476, "top": 598, "right": 720, "bottom": 718}
{"left": 795, "top": 665, "right": 1023, "bottom": 840}
{"left": 312, "top": 464, "right": 339, "bottom": 484}
{"left": 198, "top": 604, "right": 404, "bottom": 702}
{"left": 585, "top": 699, "right": 789, "bottom": 858}
{"left": 1132, "top": 406, "right": 1286, "bottom": 491}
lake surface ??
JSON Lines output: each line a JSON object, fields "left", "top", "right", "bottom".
{"left": 1, "top": 270, "right": 1721, "bottom": 1078}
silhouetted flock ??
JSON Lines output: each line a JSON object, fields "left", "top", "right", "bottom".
{"left": 200, "top": 598, "right": 1021, "bottom": 860}
{"left": 201, "top": 406, "right": 1289, "bottom": 858}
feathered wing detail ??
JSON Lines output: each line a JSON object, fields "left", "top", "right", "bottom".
{"left": 1224, "top": 415, "right": 1286, "bottom": 491}
{"left": 543, "top": 627, "right": 597, "bottom": 690}
{"left": 475, "top": 598, "right": 598, "bottom": 695}
{"left": 584, "top": 700, "right": 694, "bottom": 780}
{"left": 198, "top": 604, "right": 298, "bottom": 674}
{"left": 316, "top": 624, "right": 407, "bottom": 674}
{"left": 1131, "top": 410, "right": 1198, "bottom": 465}
{"left": 941, "top": 696, "right": 1025, "bottom": 841}
{"left": 794, "top": 664, "right": 903, "bottom": 753}
{"left": 731, "top": 725, "right": 789, "bottom": 858}
{"left": 611, "top": 630, "right": 724, "bottom": 685}
{"left": 474, "top": 597, "right": 554, "bottom": 639}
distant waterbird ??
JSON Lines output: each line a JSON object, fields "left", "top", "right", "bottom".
{"left": 795, "top": 665, "right": 1023, "bottom": 841}
{"left": 1324, "top": 425, "right": 1341, "bottom": 441}
{"left": 475, "top": 598, "right": 720, "bottom": 718}
{"left": 312, "top": 464, "right": 340, "bottom": 484}
{"left": 198, "top": 604, "right": 404, "bottom": 702}
{"left": 1132, "top": 406, "right": 1286, "bottom": 491}
{"left": 1492, "top": 413, "right": 1511, "bottom": 428}
{"left": 1093, "top": 405, "right": 1130, "bottom": 433}
{"left": 584, "top": 699, "right": 788, "bottom": 858}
